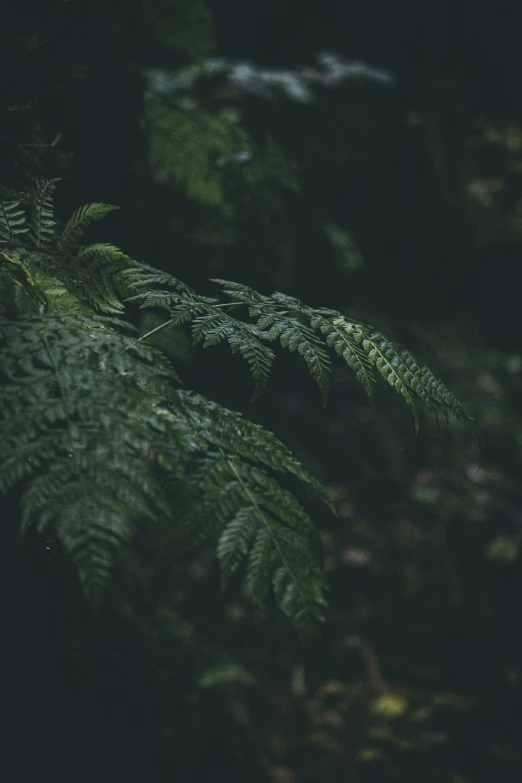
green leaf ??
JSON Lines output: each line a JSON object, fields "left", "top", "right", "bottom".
{"left": 60, "top": 203, "right": 120, "bottom": 248}
{"left": 29, "top": 178, "right": 60, "bottom": 248}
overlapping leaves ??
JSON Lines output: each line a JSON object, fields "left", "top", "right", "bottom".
{"left": 0, "top": 184, "right": 470, "bottom": 637}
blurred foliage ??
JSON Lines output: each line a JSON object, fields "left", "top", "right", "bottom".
{"left": 143, "top": 0, "right": 215, "bottom": 59}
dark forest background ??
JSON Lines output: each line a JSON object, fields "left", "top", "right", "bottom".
{"left": 3, "top": 1, "right": 522, "bottom": 781}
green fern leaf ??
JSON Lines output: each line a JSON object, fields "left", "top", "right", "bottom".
{"left": 0, "top": 313, "right": 185, "bottom": 602}
{"left": 243, "top": 528, "right": 276, "bottom": 607}
{"left": 60, "top": 203, "right": 120, "bottom": 248}
{"left": 192, "top": 311, "right": 274, "bottom": 399}
{"left": 311, "top": 312, "right": 376, "bottom": 400}
{"left": 144, "top": 102, "right": 252, "bottom": 213}
{"left": 122, "top": 263, "right": 197, "bottom": 295}
{"left": 256, "top": 309, "right": 331, "bottom": 405}
{"left": 242, "top": 519, "right": 326, "bottom": 637}
{"left": 217, "top": 507, "right": 258, "bottom": 585}
{"left": 325, "top": 315, "right": 467, "bottom": 431}
{"left": 170, "top": 391, "right": 332, "bottom": 507}
{"left": 71, "top": 243, "right": 137, "bottom": 313}
{"left": 1, "top": 312, "right": 329, "bottom": 627}
{"left": 211, "top": 279, "right": 469, "bottom": 426}
{"left": 0, "top": 201, "right": 29, "bottom": 243}
{"left": 29, "top": 178, "right": 59, "bottom": 248}
{"left": 41, "top": 488, "right": 140, "bottom": 604}
{"left": 0, "top": 182, "right": 472, "bottom": 637}
{"left": 212, "top": 280, "right": 331, "bottom": 404}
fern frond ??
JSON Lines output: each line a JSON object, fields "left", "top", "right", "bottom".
{"left": 60, "top": 203, "right": 120, "bottom": 248}
{"left": 71, "top": 243, "right": 137, "bottom": 313}
{"left": 0, "top": 313, "right": 185, "bottom": 600}
{"left": 170, "top": 391, "right": 332, "bottom": 507}
{"left": 0, "top": 182, "right": 471, "bottom": 637}
{"left": 0, "top": 249, "right": 37, "bottom": 288}
{"left": 121, "top": 265, "right": 211, "bottom": 315}
{"left": 0, "top": 201, "right": 29, "bottom": 243}
{"left": 144, "top": 102, "right": 252, "bottom": 211}
{"left": 211, "top": 278, "right": 468, "bottom": 426}
{"left": 212, "top": 280, "right": 333, "bottom": 402}
{"left": 311, "top": 312, "right": 376, "bottom": 400}
{"left": 192, "top": 311, "right": 274, "bottom": 399}
{"left": 217, "top": 507, "right": 258, "bottom": 584}
{"left": 32, "top": 272, "right": 91, "bottom": 315}
{"left": 122, "top": 263, "right": 196, "bottom": 294}
{"left": 253, "top": 309, "right": 330, "bottom": 405}
{"left": 56, "top": 494, "right": 137, "bottom": 604}
{"left": 199, "top": 451, "right": 326, "bottom": 636}
{"left": 320, "top": 315, "right": 467, "bottom": 431}
{"left": 1, "top": 312, "right": 327, "bottom": 631}
{"left": 242, "top": 520, "right": 326, "bottom": 636}
{"left": 0, "top": 249, "right": 48, "bottom": 317}
{"left": 29, "top": 178, "right": 59, "bottom": 248}
{"left": 128, "top": 287, "right": 218, "bottom": 322}
{"left": 210, "top": 283, "right": 337, "bottom": 406}
{"left": 124, "top": 268, "right": 274, "bottom": 398}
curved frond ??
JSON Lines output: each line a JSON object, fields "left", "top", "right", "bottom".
{"left": 170, "top": 391, "right": 332, "bottom": 507}
{"left": 0, "top": 312, "right": 328, "bottom": 632}
{"left": 60, "top": 203, "right": 120, "bottom": 248}
{"left": 0, "top": 314, "right": 182, "bottom": 601}
{"left": 0, "top": 201, "right": 29, "bottom": 244}
{"left": 192, "top": 311, "right": 275, "bottom": 399}
{"left": 320, "top": 314, "right": 467, "bottom": 431}
{"left": 0, "top": 182, "right": 471, "bottom": 637}
{"left": 71, "top": 243, "right": 137, "bottom": 313}
{"left": 204, "top": 451, "right": 327, "bottom": 637}
{"left": 311, "top": 312, "right": 376, "bottom": 400}
{"left": 211, "top": 278, "right": 469, "bottom": 427}
{"left": 144, "top": 102, "right": 252, "bottom": 212}
{"left": 29, "top": 178, "right": 60, "bottom": 248}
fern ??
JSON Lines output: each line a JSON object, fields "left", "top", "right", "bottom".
{"left": 0, "top": 201, "right": 29, "bottom": 244}
{"left": 0, "top": 185, "right": 136, "bottom": 317}
{"left": 1, "top": 313, "right": 180, "bottom": 598}
{"left": 244, "top": 294, "right": 331, "bottom": 406}
{"left": 143, "top": 102, "right": 298, "bottom": 214}
{"left": 0, "top": 184, "right": 470, "bottom": 637}
{"left": 126, "top": 272, "right": 467, "bottom": 426}
{"left": 70, "top": 243, "right": 134, "bottom": 313}
{"left": 60, "top": 203, "right": 120, "bottom": 248}
{"left": 312, "top": 312, "right": 376, "bottom": 400}
{"left": 144, "top": 102, "right": 252, "bottom": 211}
{"left": 29, "top": 178, "right": 59, "bottom": 248}
{"left": 192, "top": 311, "right": 275, "bottom": 400}
{"left": 189, "top": 449, "right": 326, "bottom": 634}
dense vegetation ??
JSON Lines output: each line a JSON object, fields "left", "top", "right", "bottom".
{"left": 2, "top": 2, "right": 522, "bottom": 781}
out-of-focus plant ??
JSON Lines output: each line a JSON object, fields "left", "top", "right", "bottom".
{"left": 467, "top": 119, "right": 522, "bottom": 244}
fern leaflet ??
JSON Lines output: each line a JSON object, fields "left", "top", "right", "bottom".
{"left": 29, "top": 178, "right": 59, "bottom": 248}
{"left": 60, "top": 202, "right": 120, "bottom": 248}
{"left": 0, "top": 201, "right": 29, "bottom": 243}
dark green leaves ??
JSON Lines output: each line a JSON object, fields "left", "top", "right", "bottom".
{"left": 60, "top": 203, "right": 120, "bottom": 249}
{"left": 29, "top": 179, "right": 59, "bottom": 248}
{"left": 0, "top": 182, "right": 471, "bottom": 637}
{"left": 0, "top": 314, "right": 181, "bottom": 602}
{"left": 316, "top": 314, "right": 468, "bottom": 432}
{"left": 192, "top": 312, "right": 275, "bottom": 400}
{"left": 0, "top": 200, "right": 29, "bottom": 244}
{"left": 0, "top": 314, "right": 330, "bottom": 633}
